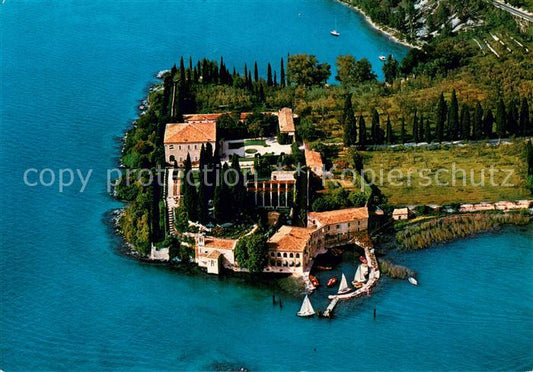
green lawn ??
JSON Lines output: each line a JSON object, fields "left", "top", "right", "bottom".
{"left": 244, "top": 139, "right": 267, "bottom": 147}
{"left": 357, "top": 142, "right": 530, "bottom": 205}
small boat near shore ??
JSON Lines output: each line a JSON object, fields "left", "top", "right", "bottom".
{"left": 337, "top": 273, "right": 351, "bottom": 294}
{"left": 309, "top": 275, "right": 320, "bottom": 287}
{"left": 359, "top": 256, "right": 368, "bottom": 264}
{"left": 408, "top": 276, "right": 418, "bottom": 286}
{"left": 352, "top": 264, "right": 368, "bottom": 287}
{"left": 379, "top": 55, "right": 387, "bottom": 61}
{"left": 330, "top": 30, "right": 340, "bottom": 36}
{"left": 297, "top": 295, "right": 315, "bottom": 317}
{"left": 327, "top": 277, "right": 338, "bottom": 287}
{"left": 315, "top": 265, "right": 332, "bottom": 271}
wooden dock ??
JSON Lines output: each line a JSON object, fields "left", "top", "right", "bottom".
{"left": 322, "top": 239, "right": 380, "bottom": 318}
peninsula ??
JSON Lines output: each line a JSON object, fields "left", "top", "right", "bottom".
{"left": 114, "top": 0, "right": 532, "bottom": 316}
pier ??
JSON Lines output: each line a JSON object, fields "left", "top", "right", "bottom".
{"left": 322, "top": 238, "right": 380, "bottom": 318}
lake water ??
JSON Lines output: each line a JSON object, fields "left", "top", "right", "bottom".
{"left": 1, "top": 0, "right": 532, "bottom": 370}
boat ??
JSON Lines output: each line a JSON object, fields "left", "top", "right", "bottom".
{"left": 359, "top": 256, "right": 368, "bottom": 264}
{"left": 297, "top": 295, "right": 315, "bottom": 317}
{"left": 352, "top": 264, "right": 367, "bottom": 287}
{"left": 330, "top": 18, "right": 340, "bottom": 36}
{"left": 337, "top": 273, "right": 351, "bottom": 294}
{"left": 309, "top": 275, "right": 320, "bottom": 287}
{"left": 331, "top": 248, "right": 343, "bottom": 256}
{"left": 379, "top": 55, "right": 387, "bottom": 61}
{"left": 408, "top": 276, "right": 418, "bottom": 286}
{"left": 315, "top": 265, "right": 332, "bottom": 271}
{"left": 327, "top": 277, "right": 338, "bottom": 287}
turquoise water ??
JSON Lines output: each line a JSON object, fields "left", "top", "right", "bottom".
{"left": 1, "top": 0, "right": 532, "bottom": 370}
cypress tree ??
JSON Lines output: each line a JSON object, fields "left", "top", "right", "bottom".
{"left": 413, "top": 110, "right": 419, "bottom": 143}
{"left": 342, "top": 94, "right": 357, "bottom": 147}
{"left": 358, "top": 114, "right": 366, "bottom": 145}
{"left": 371, "top": 109, "right": 381, "bottom": 144}
{"left": 400, "top": 117, "right": 406, "bottom": 144}
{"left": 280, "top": 58, "right": 286, "bottom": 87}
{"left": 418, "top": 113, "right": 425, "bottom": 141}
{"left": 385, "top": 115, "right": 393, "bottom": 145}
{"left": 179, "top": 57, "right": 186, "bottom": 84}
{"left": 197, "top": 169, "right": 208, "bottom": 224}
{"left": 181, "top": 154, "right": 198, "bottom": 222}
{"left": 484, "top": 109, "right": 494, "bottom": 138}
{"left": 424, "top": 117, "right": 432, "bottom": 143}
{"left": 496, "top": 98, "right": 506, "bottom": 138}
{"left": 436, "top": 93, "right": 447, "bottom": 142}
{"left": 520, "top": 97, "right": 530, "bottom": 136}
{"left": 267, "top": 63, "right": 273, "bottom": 86}
{"left": 506, "top": 100, "right": 519, "bottom": 136}
{"left": 230, "top": 154, "right": 247, "bottom": 217}
{"left": 254, "top": 61, "right": 259, "bottom": 83}
{"left": 448, "top": 89, "right": 459, "bottom": 140}
{"left": 244, "top": 64, "right": 248, "bottom": 84}
{"left": 473, "top": 102, "right": 483, "bottom": 140}
{"left": 273, "top": 71, "right": 278, "bottom": 86}
{"left": 460, "top": 104, "right": 471, "bottom": 140}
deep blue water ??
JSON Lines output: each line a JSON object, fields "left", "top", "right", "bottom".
{"left": 1, "top": 0, "right": 532, "bottom": 370}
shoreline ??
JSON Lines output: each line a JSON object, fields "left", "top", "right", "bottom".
{"left": 334, "top": 0, "right": 423, "bottom": 50}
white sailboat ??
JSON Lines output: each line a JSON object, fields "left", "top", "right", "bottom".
{"left": 297, "top": 295, "right": 315, "bottom": 317}
{"left": 408, "top": 276, "right": 418, "bottom": 286}
{"left": 337, "top": 273, "right": 351, "bottom": 294}
{"left": 352, "top": 264, "right": 367, "bottom": 286}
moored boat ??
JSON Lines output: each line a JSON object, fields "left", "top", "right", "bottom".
{"left": 327, "top": 277, "right": 338, "bottom": 287}
{"left": 352, "top": 264, "right": 368, "bottom": 287}
{"left": 359, "top": 256, "right": 368, "bottom": 264}
{"left": 315, "top": 265, "right": 332, "bottom": 271}
{"left": 330, "top": 30, "right": 340, "bottom": 36}
{"left": 379, "top": 55, "right": 386, "bottom": 61}
{"left": 309, "top": 275, "right": 320, "bottom": 287}
{"left": 408, "top": 276, "right": 418, "bottom": 286}
{"left": 337, "top": 273, "right": 351, "bottom": 294}
{"left": 297, "top": 295, "right": 316, "bottom": 317}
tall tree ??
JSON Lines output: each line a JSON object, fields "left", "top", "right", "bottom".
{"left": 413, "top": 109, "right": 419, "bottom": 143}
{"left": 287, "top": 54, "right": 331, "bottom": 86}
{"left": 181, "top": 154, "right": 198, "bottom": 222}
{"left": 342, "top": 94, "right": 357, "bottom": 147}
{"left": 418, "top": 113, "right": 425, "bottom": 141}
{"left": 280, "top": 58, "right": 286, "bottom": 87}
{"left": 335, "top": 55, "right": 377, "bottom": 86}
{"left": 267, "top": 63, "right": 273, "bottom": 86}
{"left": 484, "top": 109, "right": 494, "bottom": 138}
{"left": 254, "top": 61, "right": 259, "bottom": 83}
{"left": 520, "top": 97, "right": 530, "bottom": 136}
{"left": 435, "top": 93, "right": 447, "bottom": 142}
{"left": 371, "top": 109, "right": 381, "bottom": 144}
{"left": 506, "top": 99, "right": 519, "bottom": 136}
{"left": 460, "top": 104, "right": 471, "bottom": 140}
{"left": 424, "top": 117, "right": 432, "bottom": 143}
{"left": 385, "top": 115, "right": 393, "bottom": 145}
{"left": 473, "top": 102, "right": 483, "bottom": 140}
{"left": 495, "top": 98, "right": 506, "bottom": 138}
{"left": 383, "top": 55, "right": 399, "bottom": 84}
{"left": 448, "top": 89, "right": 459, "bottom": 140}
{"left": 358, "top": 114, "right": 366, "bottom": 145}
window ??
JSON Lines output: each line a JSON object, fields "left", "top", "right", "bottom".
{"left": 277, "top": 252, "right": 281, "bottom": 257}
{"left": 283, "top": 253, "right": 287, "bottom": 258}
{"left": 289, "top": 253, "right": 293, "bottom": 258}
{"left": 169, "top": 145, "right": 174, "bottom": 149}
{"left": 270, "top": 252, "right": 275, "bottom": 257}
{"left": 188, "top": 145, "right": 191, "bottom": 150}
{"left": 179, "top": 145, "right": 181, "bottom": 150}
{"left": 358, "top": 220, "right": 361, "bottom": 225}
{"left": 295, "top": 253, "right": 300, "bottom": 258}
{"left": 336, "top": 225, "right": 340, "bottom": 229}
{"left": 195, "top": 145, "right": 197, "bottom": 150}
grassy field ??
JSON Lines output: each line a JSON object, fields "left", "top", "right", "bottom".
{"left": 354, "top": 142, "right": 530, "bottom": 205}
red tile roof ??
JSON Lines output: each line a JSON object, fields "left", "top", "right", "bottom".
{"left": 164, "top": 122, "right": 216, "bottom": 144}
{"left": 308, "top": 207, "right": 369, "bottom": 226}
{"left": 278, "top": 107, "right": 295, "bottom": 133}
{"left": 267, "top": 225, "right": 315, "bottom": 252}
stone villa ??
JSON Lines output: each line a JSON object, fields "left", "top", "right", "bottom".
{"left": 164, "top": 121, "right": 216, "bottom": 166}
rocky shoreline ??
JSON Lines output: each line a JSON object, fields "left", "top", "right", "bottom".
{"left": 335, "top": 0, "right": 423, "bottom": 50}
